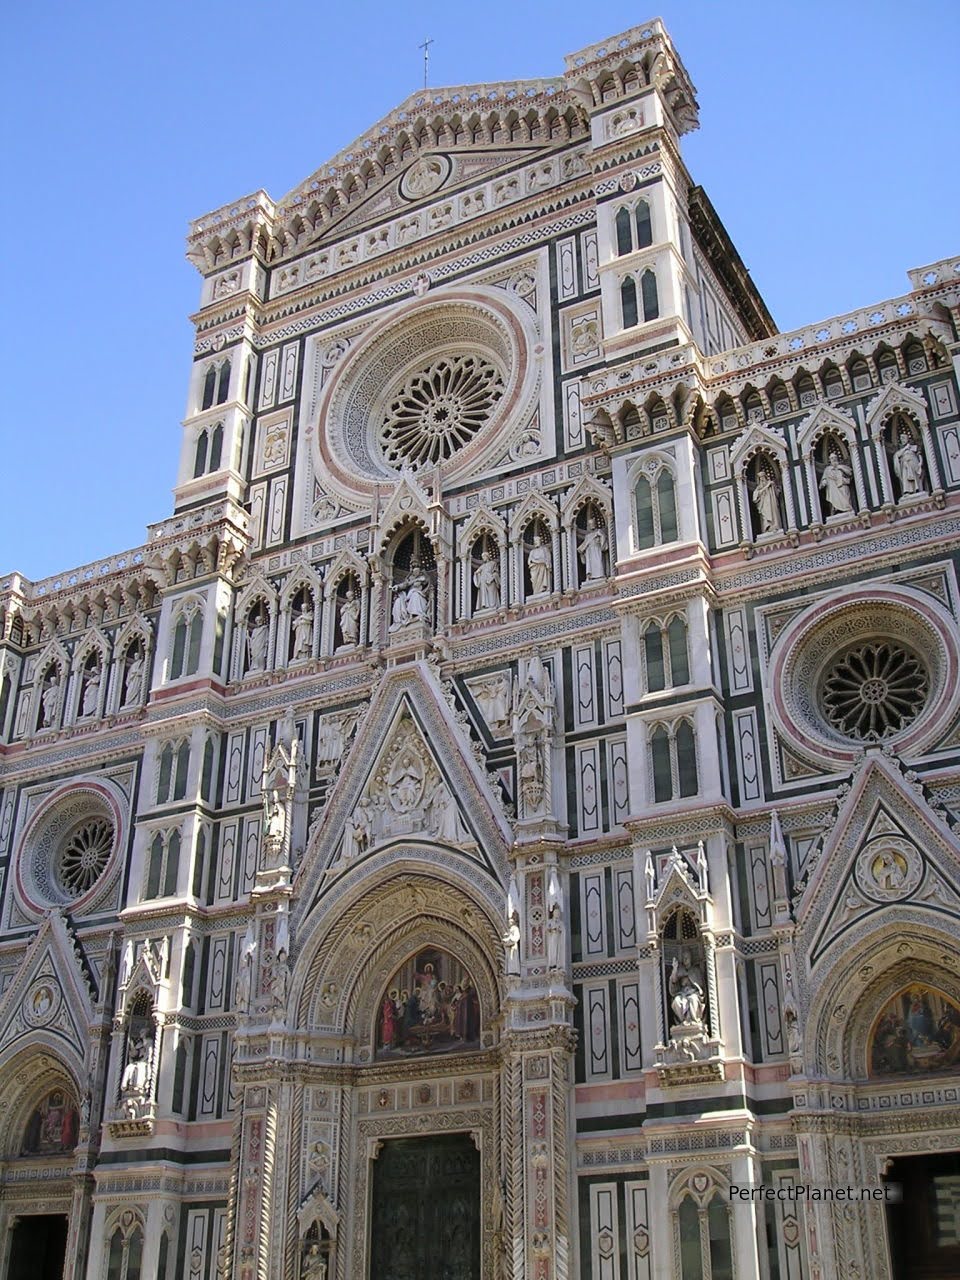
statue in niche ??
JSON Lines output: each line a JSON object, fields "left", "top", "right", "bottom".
{"left": 247, "top": 613, "right": 269, "bottom": 672}
{"left": 235, "top": 927, "right": 256, "bottom": 1015}
{"left": 752, "top": 468, "right": 782, "bottom": 534}
{"left": 41, "top": 672, "right": 61, "bottom": 728}
{"left": 337, "top": 585, "right": 360, "bottom": 647}
{"left": 473, "top": 673, "right": 511, "bottom": 729}
{"left": 263, "top": 787, "right": 285, "bottom": 844}
{"left": 80, "top": 664, "right": 101, "bottom": 717}
{"left": 526, "top": 532, "right": 552, "bottom": 597}
{"left": 503, "top": 909, "right": 521, "bottom": 979}
{"left": 668, "top": 947, "right": 706, "bottom": 1029}
{"left": 292, "top": 601, "right": 314, "bottom": 661}
{"left": 473, "top": 546, "right": 501, "bottom": 611}
{"left": 120, "top": 1032, "right": 153, "bottom": 1118}
{"left": 390, "top": 546, "right": 433, "bottom": 632}
{"left": 577, "top": 514, "right": 608, "bottom": 581}
{"left": 301, "top": 1241, "right": 327, "bottom": 1280}
{"left": 518, "top": 738, "right": 546, "bottom": 811}
{"left": 820, "top": 450, "right": 854, "bottom": 514}
{"left": 546, "top": 900, "right": 564, "bottom": 973}
{"left": 893, "top": 435, "right": 926, "bottom": 496}
{"left": 123, "top": 649, "right": 145, "bottom": 706}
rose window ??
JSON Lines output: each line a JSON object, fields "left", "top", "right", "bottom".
{"left": 56, "top": 817, "right": 114, "bottom": 896}
{"left": 378, "top": 354, "right": 505, "bottom": 469}
{"left": 820, "top": 641, "right": 929, "bottom": 740}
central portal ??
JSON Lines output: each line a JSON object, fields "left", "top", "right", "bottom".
{"left": 370, "top": 1131, "right": 481, "bottom": 1280}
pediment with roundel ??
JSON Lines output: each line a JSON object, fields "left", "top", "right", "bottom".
{"left": 315, "top": 147, "right": 547, "bottom": 244}
{"left": 298, "top": 663, "right": 512, "bottom": 904}
{"left": 796, "top": 755, "right": 960, "bottom": 969}
{"left": 0, "top": 912, "right": 95, "bottom": 1069}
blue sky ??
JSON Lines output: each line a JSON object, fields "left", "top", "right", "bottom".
{"left": 2, "top": 0, "right": 957, "bottom": 581}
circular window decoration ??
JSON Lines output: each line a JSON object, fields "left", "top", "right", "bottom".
{"left": 378, "top": 354, "right": 505, "bottom": 469}
{"left": 820, "top": 641, "right": 929, "bottom": 740}
{"left": 768, "top": 587, "right": 960, "bottom": 767}
{"left": 315, "top": 288, "right": 541, "bottom": 502}
{"left": 14, "top": 780, "right": 124, "bottom": 917}
{"left": 57, "top": 817, "right": 114, "bottom": 895}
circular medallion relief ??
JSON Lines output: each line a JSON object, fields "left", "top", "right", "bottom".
{"left": 855, "top": 837, "right": 923, "bottom": 901}
{"left": 22, "top": 981, "right": 62, "bottom": 1028}
{"left": 400, "top": 154, "right": 451, "bottom": 200}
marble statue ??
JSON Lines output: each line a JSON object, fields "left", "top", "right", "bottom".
{"left": 338, "top": 586, "right": 360, "bottom": 646}
{"left": 124, "top": 651, "right": 144, "bottom": 706}
{"left": 80, "top": 666, "right": 101, "bottom": 717}
{"left": 752, "top": 470, "right": 782, "bottom": 534}
{"left": 503, "top": 909, "right": 521, "bottom": 978}
{"left": 578, "top": 515, "right": 608, "bottom": 580}
{"left": 893, "top": 436, "right": 926, "bottom": 496}
{"left": 247, "top": 617, "right": 269, "bottom": 672}
{"left": 473, "top": 548, "right": 501, "bottom": 610}
{"left": 820, "top": 451, "right": 854, "bottom": 514}
{"left": 526, "top": 533, "right": 552, "bottom": 596}
{"left": 292, "top": 603, "right": 314, "bottom": 660}
{"left": 41, "top": 675, "right": 61, "bottom": 727}
{"left": 669, "top": 948, "right": 705, "bottom": 1028}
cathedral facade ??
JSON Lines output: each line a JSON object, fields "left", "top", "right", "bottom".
{"left": 1, "top": 19, "right": 959, "bottom": 1280}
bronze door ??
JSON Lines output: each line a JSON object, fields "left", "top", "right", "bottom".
{"left": 370, "top": 1132, "right": 481, "bottom": 1279}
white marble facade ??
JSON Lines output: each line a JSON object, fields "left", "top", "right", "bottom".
{"left": 0, "top": 17, "right": 959, "bottom": 1280}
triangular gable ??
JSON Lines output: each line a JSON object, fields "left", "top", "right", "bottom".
{"left": 297, "top": 663, "right": 512, "bottom": 901}
{"left": 729, "top": 422, "right": 788, "bottom": 472}
{"left": 796, "top": 755, "right": 960, "bottom": 969}
{"left": 0, "top": 912, "right": 96, "bottom": 1072}
{"left": 865, "top": 380, "right": 928, "bottom": 433}
{"left": 795, "top": 402, "right": 856, "bottom": 455}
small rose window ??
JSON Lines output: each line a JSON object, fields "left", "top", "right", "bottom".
{"left": 820, "top": 641, "right": 929, "bottom": 740}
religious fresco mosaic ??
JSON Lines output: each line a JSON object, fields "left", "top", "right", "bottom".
{"left": 376, "top": 947, "right": 481, "bottom": 1059}
{"left": 869, "top": 986, "right": 960, "bottom": 1076}
{"left": 22, "top": 1087, "right": 79, "bottom": 1154}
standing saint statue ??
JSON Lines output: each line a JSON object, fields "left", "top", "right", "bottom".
{"left": 819, "top": 451, "right": 854, "bottom": 514}
{"left": 80, "top": 666, "right": 101, "bottom": 717}
{"left": 893, "top": 436, "right": 926, "bottom": 497}
{"left": 123, "top": 651, "right": 145, "bottom": 706}
{"left": 752, "top": 470, "right": 782, "bottom": 534}
{"left": 473, "top": 547, "right": 501, "bottom": 611}
{"left": 41, "top": 674, "right": 61, "bottom": 728}
{"left": 526, "top": 532, "right": 552, "bottom": 596}
{"left": 338, "top": 586, "right": 360, "bottom": 646}
{"left": 578, "top": 516, "right": 608, "bottom": 581}
{"left": 292, "top": 603, "right": 314, "bottom": 660}
{"left": 247, "top": 616, "right": 269, "bottom": 672}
